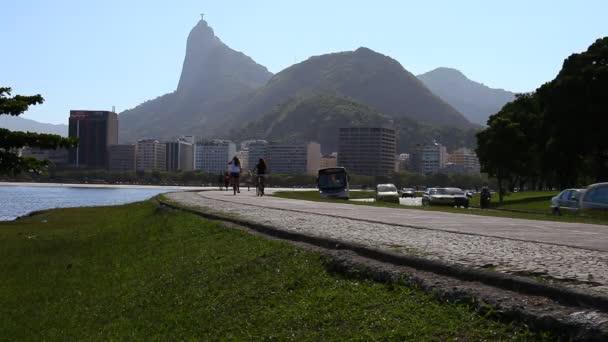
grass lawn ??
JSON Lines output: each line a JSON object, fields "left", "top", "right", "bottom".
{"left": 0, "top": 201, "right": 550, "bottom": 340}
{"left": 469, "top": 191, "right": 558, "bottom": 212}
{"left": 274, "top": 191, "right": 608, "bottom": 225}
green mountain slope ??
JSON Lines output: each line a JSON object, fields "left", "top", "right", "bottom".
{"left": 418, "top": 67, "right": 515, "bottom": 125}
{"left": 227, "top": 48, "right": 472, "bottom": 130}
{"left": 231, "top": 96, "right": 478, "bottom": 154}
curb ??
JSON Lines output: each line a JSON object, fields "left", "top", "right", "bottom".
{"left": 158, "top": 197, "right": 608, "bottom": 314}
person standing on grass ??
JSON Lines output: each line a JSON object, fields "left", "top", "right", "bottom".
{"left": 228, "top": 156, "right": 242, "bottom": 194}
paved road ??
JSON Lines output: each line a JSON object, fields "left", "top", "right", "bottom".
{"left": 207, "top": 189, "right": 608, "bottom": 252}
{"left": 167, "top": 190, "right": 608, "bottom": 295}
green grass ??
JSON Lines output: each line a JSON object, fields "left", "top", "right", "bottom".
{"left": 469, "top": 191, "right": 558, "bottom": 212}
{"left": 0, "top": 201, "right": 550, "bottom": 340}
{"left": 274, "top": 191, "right": 608, "bottom": 225}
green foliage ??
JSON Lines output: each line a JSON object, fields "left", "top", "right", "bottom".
{"left": 0, "top": 87, "right": 77, "bottom": 175}
{"left": 0, "top": 201, "right": 548, "bottom": 340}
{"left": 232, "top": 95, "right": 478, "bottom": 153}
{"left": 476, "top": 37, "right": 608, "bottom": 194}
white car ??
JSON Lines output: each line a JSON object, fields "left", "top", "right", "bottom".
{"left": 376, "top": 184, "right": 399, "bottom": 203}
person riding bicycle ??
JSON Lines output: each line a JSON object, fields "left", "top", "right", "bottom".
{"left": 254, "top": 158, "right": 267, "bottom": 196}
{"left": 228, "top": 156, "right": 242, "bottom": 195}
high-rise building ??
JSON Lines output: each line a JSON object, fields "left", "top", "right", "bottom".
{"left": 108, "top": 144, "right": 137, "bottom": 172}
{"left": 246, "top": 140, "right": 268, "bottom": 168}
{"left": 338, "top": 127, "right": 396, "bottom": 177}
{"left": 267, "top": 142, "right": 321, "bottom": 175}
{"left": 194, "top": 140, "right": 236, "bottom": 173}
{"left": 166, "top": 140, "right": 194, "bottom": 172}
{"left": 447, "top": 148, "right": 481, "bottom": 174}
{"left": 136, "top": 139, "right": 166, "bottom": 171}
{"left": 320, "top": 153, "right": 338, "bottom": 169}
{"left": 397, "top": 153, "right": 411, "bottom": 171}
{"left": 413, "top": 142, "right": 448, "bottom": 174}
{"left": 179, "top": 135, "right": 196, "bottom": 144}
{"left": 21, "top": 147, "right": 69, "bottom": 166}
{"left": 68, "top": 110, "right": 118, "bottom": 169}
{"left": 236, "top": 149, "right": 249, "bottom": 171}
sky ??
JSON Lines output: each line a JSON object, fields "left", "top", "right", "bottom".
{"left": 2, "top": 0, "right": 607, "bottom": 125}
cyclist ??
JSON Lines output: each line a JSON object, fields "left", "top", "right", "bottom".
{"left": 227, "top": 156, "right": 242, "bottom": 195}
{"left": 254, "top": 158, "right": 267, "bottom": 196}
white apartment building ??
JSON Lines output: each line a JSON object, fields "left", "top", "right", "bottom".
{"left": 447, "top": 148, "right": 481, "bottom": 174}
{"left": 136, "top": 139, "right": 166, "bottom": 171}
{"left": 245, "top": 140, "right": 268, "bottom": 169}
{"left": 194, "top": 140, "right": 236, "bottom": 173}
{"left": 418, "top": 142, "right": 448, "bottom": 174}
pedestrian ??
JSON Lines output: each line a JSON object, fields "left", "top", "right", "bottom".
{"left": 224, "top": 172, "right": 230, "bottom": 191}
{"left": 228, "top": 156, "right": 242, "bottom": 195}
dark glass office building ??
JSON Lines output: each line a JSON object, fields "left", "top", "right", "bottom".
{"left": 338, "top": 127, "right": 396, "bottom": 177}
{"left": 68, "top": 110, "right": 118, "bottom": 169}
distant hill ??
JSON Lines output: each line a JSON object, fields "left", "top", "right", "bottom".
{"left": 118, "top": 18, "right": 273, "bottom": 142}
{"left": 225, "top": 48, "right": 472, "bottom": 131}
{"left": 417, "top": 67, "right": 516, "bottom": 125}
{"left": 231, "top": 95, "right": 478, "bottom": 154}
{"left": 0, "top": 116, "right": 67, "bottom": 136}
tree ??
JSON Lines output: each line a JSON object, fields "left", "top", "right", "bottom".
{"left": 476, "top": 115, "right": 528, "bottom": 202}
{"left": 0, "top": 87, "right": 77, "bottom": 174}
{"left": 538, "top": 37, "right": 608, "bottom": 184}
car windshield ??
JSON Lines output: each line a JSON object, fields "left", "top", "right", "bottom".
{"left": 378, "top": 185, "right": 396, "bottom": 192}
{"left": 402, "top": 188, "right": 414, "bottom": 192}
{"left": 446, "top": 188, "right": 464, "bottom": 195}
{"left": 430, "top": 188, "right": 447, "bottom": 195}
{"left": 318, "top": 172, "right": 347, "bottom": 189}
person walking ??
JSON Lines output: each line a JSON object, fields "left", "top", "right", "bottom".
{"left": 228, "top": 156, "right": 242, "bottom": 195}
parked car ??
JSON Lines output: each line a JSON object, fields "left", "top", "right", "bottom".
{"left": 422, "top": 187, "right": 470, "bottom": 208}
{"left": 399, "top": 188, "right": 415, "bottom": 198}
{"left": 580, "top": 182, "right": 608, "bottom": 210}
{"left": 551, "top": 188, "right": 584, "bottom": 215}
{"left": 376, "top": 184, "right": 399, "bottom": 203}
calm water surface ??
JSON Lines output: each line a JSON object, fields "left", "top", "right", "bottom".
{"left": 0, "top": 185, "right": 178, "bottom": 221}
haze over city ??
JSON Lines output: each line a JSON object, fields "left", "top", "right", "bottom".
{"left": 2, "top": 0, "right": 607, "bottom": 124}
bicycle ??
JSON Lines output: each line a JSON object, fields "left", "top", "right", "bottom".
{"left": 256, "top": 174, "right": 265, "bottom": 196}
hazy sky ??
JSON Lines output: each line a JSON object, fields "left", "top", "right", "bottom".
{"left": 2, "top": 0, "right": 606, "bottom": 124}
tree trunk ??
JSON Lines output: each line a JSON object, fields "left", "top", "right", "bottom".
{"left": 497, "top": 176, "right": 504, "bottom": 203}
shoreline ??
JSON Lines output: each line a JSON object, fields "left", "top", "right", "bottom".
{"left": 0, "top": 181, "right": 212, "bottom": 191}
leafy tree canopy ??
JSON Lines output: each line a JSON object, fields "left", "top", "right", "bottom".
{"left": 0, "top": 87, "right": 77, "bottom": 175}
{"left": 476, "top": 37, "right": 608, "bottom": 193}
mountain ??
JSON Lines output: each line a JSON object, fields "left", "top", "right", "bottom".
{"left": 417, "top": 67, "right": 516, "bottom": 125}
{"left": 0, "top": 116, "right": 68, "bottom": 136}
{"left": 118, "top": 18, "right": 273, "bottom": 142}
{"left": 225, "top": 48, "right": 472, "bottom": 131}
{"left": 231, "top": 95, "right": 478, "bottom": 154}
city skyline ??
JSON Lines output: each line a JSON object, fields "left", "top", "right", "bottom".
{"left": 2, "top": 0, "right": 607, "bottom": 125}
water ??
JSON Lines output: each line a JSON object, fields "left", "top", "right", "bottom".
{"left": 0, "top": 185, "right": 182, "bottom": 221}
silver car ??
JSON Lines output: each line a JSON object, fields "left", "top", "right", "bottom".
{"left": 551, "top": 188, "right": 584, "bottom": 215}
{"left": 376, "top": 184, "right": 399, "bottom": 203}
{"left": 580, "top": 182, "right": 608, "bottom": 210}
{"left": 422, "top": 187, "right": 470, "bottom": 208}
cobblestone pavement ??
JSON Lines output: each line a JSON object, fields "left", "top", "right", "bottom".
{"left": 167, "top": 190, "right": 608, "bottom": 295}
